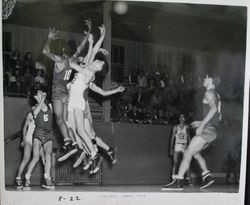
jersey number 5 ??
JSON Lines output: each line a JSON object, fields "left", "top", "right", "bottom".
{"left": 43, "top": 114, "right": 48, "bottom": 122}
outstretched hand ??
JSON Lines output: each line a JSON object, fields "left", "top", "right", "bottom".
{"left": 39, "top": 91, "right": 47, "bottom": 103}
{"left": 83, "top": 19, "right": 92, "bottom": 34}
{"left": 88, "top": 33, "right": 94, "bottom": 43}
{"left": 48, "top": 28, "right": 59, "bottom": 40}
{"left": 117, "top": 86, "right": 126, "bottom": 92}
{"left": 98, "top": 24, "right": 106, "bottom": 36}
{"left": 42, "top": 92, "right": 47, "bottom": 100}
{"left": 98, "top": 48, "right": 109, "bottom": 56}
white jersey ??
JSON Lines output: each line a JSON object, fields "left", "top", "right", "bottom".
{"left": 67, "top": 69, "right": 95, "bottom": 111}
{"left": 175, "top": 125, "right": 188, "bottom": 144}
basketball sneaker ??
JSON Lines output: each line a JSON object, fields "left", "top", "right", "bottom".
{"left": 200, "top": 172, "right": 215, "bottom": 189}
{"left": 42, "top": 178, "right": 54, "bottom": 190}
{"left": 184, "top": 178, "right": 193, "bottom": 186}
{"left": 58, "top": 144, "right": 78, "bottom": 162}
{"left": 23, "top": 178, "right": 31, "bottom": 191}
{"left": 51, "top": 178, "right": 56, "bottom": 190}
{"left": 73, "top": 151, "right": 86, "bottom": 168}
{"left": 89, "top": 155, "right": 102, "bottom": 175}
{"left": 161, "top": 178, "right": 184, "bottom": 190}
{"left": 107, "top": 147, "right": 117, "bottom": 165}
{"left": 83, "top": 155, "right": 93, "bottom": 171}
{"left": 14, "top": 178, "right": 23, "bottom": 189}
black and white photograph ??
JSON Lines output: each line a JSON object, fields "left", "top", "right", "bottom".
{"left": 1, "top": 0, "right": 249, "bottom": 205}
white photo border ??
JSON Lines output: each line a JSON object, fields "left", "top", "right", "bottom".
{"left": 0, "top": 0, "right": 249, "bottom": 205}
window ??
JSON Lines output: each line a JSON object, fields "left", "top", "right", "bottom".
{"left": 2, "top": 32, "right": 12, "bottom": 70}
{"left": 157, "top": 51, "right": 170, "bottom": 70}
{"left": 177, "top": 53, "right": 194, "bottom": 73}
{"left": 111, "top": 45, "right": 125, "bottom": 83}
{"left": 3, "top": 32, "right": 11, "bottom": 52}
{"left": 111, "top": 45, "right": 124, "bottom": 65}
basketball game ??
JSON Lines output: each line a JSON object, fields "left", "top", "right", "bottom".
{"left": 1, "top": 1, "right": 249, "bottom": 205}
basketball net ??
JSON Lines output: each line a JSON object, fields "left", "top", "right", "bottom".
{"left": 2, "top": 0, "right": 16, "bottom": 20}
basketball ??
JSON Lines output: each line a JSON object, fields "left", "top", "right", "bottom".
{"left": 113, "top": 2, "right": 128, "bottom": 15}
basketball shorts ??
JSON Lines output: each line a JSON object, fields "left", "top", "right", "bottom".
{"left": 174, "top": 143, "right": 187, "bottom": 153}
{"left": 52, "top": 84, "right": 68, "bottom": 100}
{"left": 199, "top": 125, "right": 217, "bottom": 144}
{"left": 68, "top": 88, "right": 86, "bottom": 112}
{"left": 33, "top": 130, "right": 54, "bottom": 145}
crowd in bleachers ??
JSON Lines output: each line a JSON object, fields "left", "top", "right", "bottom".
{"left": 111, "top": 65, "right": 203, "bottom": 125}
{"left": 3, "top": 50, "right": 203, "bottom": 125}
{"left": 3, "top": 50, "right": 51, "bottom": 95}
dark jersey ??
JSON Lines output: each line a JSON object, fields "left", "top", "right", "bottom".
{"left": 202, "top": 90, "right": 221, "bottom": 127}
{"left": 52, "top": 63, "right": 72, "bottom": 100}
{"left": 34, "top": 105, "right": 54, "bottom": 133}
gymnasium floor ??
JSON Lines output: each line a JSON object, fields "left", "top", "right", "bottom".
{"left": 6, "top": 184, "right": 238, "bottom": 193}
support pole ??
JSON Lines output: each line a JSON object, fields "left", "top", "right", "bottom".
{"left": 102, "top": 1, "right": 112, "bottom": 122}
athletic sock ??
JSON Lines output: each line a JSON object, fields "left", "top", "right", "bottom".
{"left": 25, "top": 173, "right": 31, "bottom": 180}
{"left": 44, "top": 173, "right": 51, "bottom": 179}
{"left": 174, "top": 175, "right": 184, "bottom": 180}
{"left": 72, "top": 142, "right": 78, "bottom": 146}
{"left": 64, "top": 138, "right": 71, "bottom": 146}
{"left": 202, "top": 170, "right": 210, "bottom": 176}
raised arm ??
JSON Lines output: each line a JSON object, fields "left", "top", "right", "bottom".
{"left": 69, "top": 60, "right": 88, "bottom": 73}
{"left": 186, "top": 125, "right": 191, "bottom": 143}
{"left": 71, "top": 19, "right": 92, "bottom": 60}
{"left": 88, "top": 24, "right": 106, "bottom": 64}
{"left": 89, "top": 83, "right": 125, "bottom": 96}
{"left": 32, "top": 92, "right": 46, "bottom": 119}
{"left": 84, "top": 33, "right": 94, "bottom": 66}
{"left": 42, "top": 28, "right": 62, "bottom": 62}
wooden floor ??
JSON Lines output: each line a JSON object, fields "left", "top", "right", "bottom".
{"left": 6, "top": 184, "right": 238, "bottom": 193}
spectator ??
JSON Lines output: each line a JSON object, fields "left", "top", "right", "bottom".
{"left": 150, "top": 89, "right": 162, "bottom": 109}
{"left": 136, "top": 106, "right": 146, "bottom": 124}
{"left": 151, "top": 107, "right": 159, "bottom": 124}
{"left": 23, "top": 68, "right": 33, "bottom": 94}
{"left": 8, "top": 50, "right": 21, "bottom": 73}
{"left": 137, "top": 71, "right": 148, "bottom": 88}
{"left": 132, "top": 87, "right": 146, "bottom": 107}
{"left": 127, "top": 105, "right": 138, "bottom": 123}
{"left": 34, "top": 70, "right": 46, "bottom": 87}
{"left": 148, "top": 79, "right": 156, "bottom": 92}
{"left": 119, "top": 101, "right": 130, "bottom": 121}
{"left": 120, "top": 84, "right": 135, "bottom": 105}
{"left": 15, "top": 69, "right": 22, "bottom": 93}
{"left": 128, "top": 69, "right": 137, "bottom": 85}
{"left": 9, "top": 70, "right": 17, "bottom": 93}
{"left": 23, "top": 52, "right": 35, "bottom": 74}
{"left": 15, "top": 59, "right": 23, "bottom": 74}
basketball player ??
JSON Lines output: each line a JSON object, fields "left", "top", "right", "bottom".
{"left": 42, "top": 20, "right": 92, "bottom": 162}
{"left": 71, "top": 31, "right": 118, "bottom": 170}
{"left": 23, "top": 90, "right": 54, "bottom": 190}
{"left": 15, "top": 111, "right": 36, "bottom": 189}
{"left": 163, "top": 74, "right": 221, "bottom": 190}
{"left": 169, "top": 114, "right": 192, "bottom": 185}
{"left": 67, "top": 37, "right": 125, "bottom": 174}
